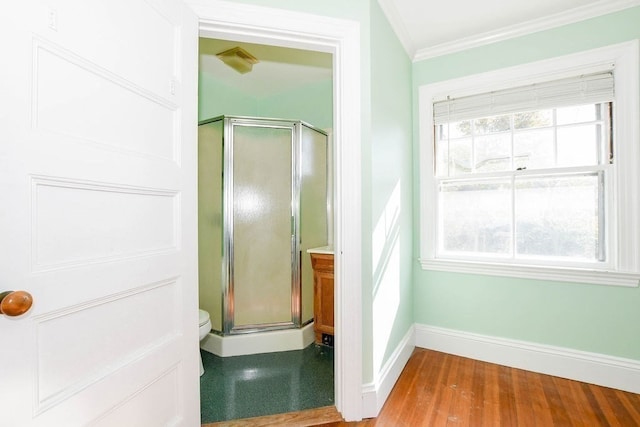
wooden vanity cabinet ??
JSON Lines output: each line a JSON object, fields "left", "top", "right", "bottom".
{"left": 310, "top": 253, "right": 334, "bottom": 345}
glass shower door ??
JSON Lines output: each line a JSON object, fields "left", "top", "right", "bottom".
{"left": 229, "top": 122, "right": 296, "bottom": 331}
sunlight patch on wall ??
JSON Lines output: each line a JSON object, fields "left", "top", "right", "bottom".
{"left": 372, "top": 181, "right": 402, "bottom": 375}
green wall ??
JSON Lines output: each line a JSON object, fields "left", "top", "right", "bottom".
{"left": 368, "top": 0, "right": 414, "bottom": 377}
{"left": 412, "top": 7, "right": 640, "bottom": 361}
{"left": 257, "top": 80, "right": 333, "bottom": 129}
{"left": 198, "top": 71, "right": 332, "bottom": 128}
{"left": 198, "top": 72, "right": 259, "bottom": 121}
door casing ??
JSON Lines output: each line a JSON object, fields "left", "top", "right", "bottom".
{"left": 187, "top": 0, "right": 364, "bottom": 421}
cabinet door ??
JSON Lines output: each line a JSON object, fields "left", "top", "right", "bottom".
{"left": 314, "top": 270, "right": 334, "bottom": 337}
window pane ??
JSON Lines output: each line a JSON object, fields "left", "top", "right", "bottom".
{"left": 557, "top": 124, "right": 599, "bottom": 167}
{"left": 434, "top": 103, "right": 608, "bottom": 178}
{"left": 556, "top": 104, "right": 597, "bottom": 125}
{"left": 435, "top": 140, "right": 448, "bottom": 177}
{"left": 449, "top": 138, "right": 472, "bottom": 175}
{"left": 439, "top": 180, "right": 512, "bottom": 255}
{"left": 514, "top": 129, "right": 555, "bottom": 170}
{"left": 440, "top": 120, "right": 471, "bottom": 139}
{"left": 475, "top": 134, "right": 511, "bottom": 172}
{"left": 514, "top": 110, "right": 552, "bottom": 129}
{"left": 515, "top": 174, "right": 600, "bottom": 260}
{"left": 474, "top": 115, "right": 510, "bottom": 134}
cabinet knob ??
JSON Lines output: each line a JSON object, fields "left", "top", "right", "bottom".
{"left": 0, "top": 291, "right": 34, "bottom": 317}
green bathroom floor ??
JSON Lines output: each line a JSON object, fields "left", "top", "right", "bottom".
{"left": 199, "top": 343, "right": 334, "bottom": 423}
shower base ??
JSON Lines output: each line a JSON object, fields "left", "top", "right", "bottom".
{"left": 200, "top": 322, "right": 315, "bottom": 357}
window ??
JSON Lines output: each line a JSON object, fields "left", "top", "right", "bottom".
{"left": 418, "top": 41, "right": 640, "bottom": 286}
{"left": 435, "top": 97, "right": 610, "bottom": 264}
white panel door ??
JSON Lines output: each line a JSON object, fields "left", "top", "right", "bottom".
{"left": 0, "top": 1, "right": 199, "bottom": 425}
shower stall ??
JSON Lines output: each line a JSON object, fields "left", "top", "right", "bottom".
{"left": 198, "top": 116, "right": 328, "bottom": 340}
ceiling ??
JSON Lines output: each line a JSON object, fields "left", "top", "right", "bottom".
{"left": 379, "top": 0, "right": 639, "bottom": 59}
{"left": 199, "top": 0, "right": 638, "bottom": 96}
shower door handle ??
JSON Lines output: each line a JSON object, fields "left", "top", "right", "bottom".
{"left": 0, "top": 290, "right": 33, "bottom": 317}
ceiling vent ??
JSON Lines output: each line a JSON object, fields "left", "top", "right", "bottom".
{"left": 216, "top": 47, "right": 259, "bottom": 74}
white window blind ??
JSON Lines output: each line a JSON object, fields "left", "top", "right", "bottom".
{"left": 433, "top": 72, "right": 614, "bottom": 124}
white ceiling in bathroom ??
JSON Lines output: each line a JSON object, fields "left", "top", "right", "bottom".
{"left": 199, "top": 38, "right": 332, "bottom": 98}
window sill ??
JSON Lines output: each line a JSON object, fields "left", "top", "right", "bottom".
{"left": 419, "top": 258, "right": 640, "bottom": 287}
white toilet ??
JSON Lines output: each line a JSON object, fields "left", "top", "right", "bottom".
{"left": 198, "top": 309, "right": 211, "bottom": 376}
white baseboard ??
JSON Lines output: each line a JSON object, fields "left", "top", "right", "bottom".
{"left": 361, "top": 326, "right": 415, "bottom": 418}
{"left": 200, "top": 322, "right": 316, "bottom": 357}
{"left": 415, "top": 324, "right": 640, "bottom": 394}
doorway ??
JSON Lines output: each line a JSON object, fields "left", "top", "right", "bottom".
{"left": 193, "top": 2, "right": 364, "bottom": 421}
{"left": 197, "top": 40, "right": 333, "bottom": 423}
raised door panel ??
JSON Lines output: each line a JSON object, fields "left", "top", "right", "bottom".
{"left": 316, "top": 271, "right": 335, "bottom": 333}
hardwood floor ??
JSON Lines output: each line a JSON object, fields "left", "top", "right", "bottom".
{"left": 203, "top": 348, "right": 640, "bottom": 426}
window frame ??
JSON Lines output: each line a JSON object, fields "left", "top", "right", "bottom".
{"left": 418, "top": 41, "right": 640, "bottom": 287}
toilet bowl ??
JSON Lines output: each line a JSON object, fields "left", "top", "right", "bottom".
{"left": 198, "top": 309, "right": 211, "bottom": 376}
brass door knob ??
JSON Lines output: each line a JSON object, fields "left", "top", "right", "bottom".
{"left": 0, "top": 291, "right": 34, "bottom": 317}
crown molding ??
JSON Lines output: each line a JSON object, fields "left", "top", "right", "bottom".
{"left": 377, "top": 0, "right": 415, "bottom": 57}
{"left": 413, "top": 0, "right": 640, "bottom": 62}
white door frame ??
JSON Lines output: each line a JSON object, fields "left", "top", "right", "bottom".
{"left": 186, "top": 0, "right": 363, "bottom": 421}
